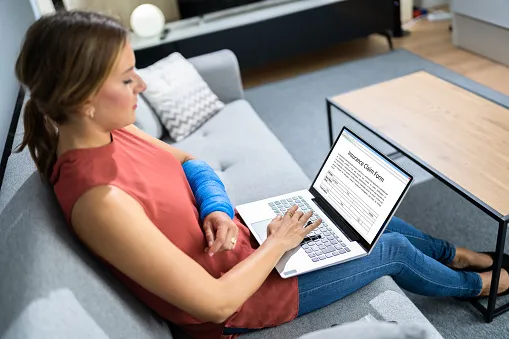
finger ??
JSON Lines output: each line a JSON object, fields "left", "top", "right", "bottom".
{"left": 222, "top": 222, "right": 238, "bottom": 251}
{"left": 203, "top": 222, "right": 215, "bottom": 248}
{"left": 293, "top": 210, "right": 304, "bottom": 221}
{"left": 225, "top": 226, "right": 238, "bottom": 251}
{"left": 303, "top": 219, "right": 322, "bottom": 236}
{"left": 299, "top": 211, "right": 313, "bottom": 225}
{"left": 233, "top": 224, "right": 239, "bottom": 249}
{"left": 285, "top": 205, "right": 299, "bottom": 218}
{"left": 209, "top": 225, "right": 228, "bottom": 256}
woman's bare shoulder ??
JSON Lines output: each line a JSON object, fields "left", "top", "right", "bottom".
{"left": 72, "top": 185, "right": 135, "bottom": 229}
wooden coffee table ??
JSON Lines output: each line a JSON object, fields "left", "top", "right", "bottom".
{"left": 326, "top": 71, "right": 509, "bottom": 322}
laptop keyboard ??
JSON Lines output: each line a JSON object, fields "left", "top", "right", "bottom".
{"left": 268, "top": 196, "right": 351, "bottom": 262}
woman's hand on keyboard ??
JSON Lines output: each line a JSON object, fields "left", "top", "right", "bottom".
{"left": 266, "top": 205, "right": 322, "bottom": 251}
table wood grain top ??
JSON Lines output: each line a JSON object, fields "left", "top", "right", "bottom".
{"left": 331, "top": 71, "right": 509, "bottom": 216}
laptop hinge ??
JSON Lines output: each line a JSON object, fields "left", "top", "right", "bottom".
{"left": 311, "top": 197, "right": 360, "bottom": 243}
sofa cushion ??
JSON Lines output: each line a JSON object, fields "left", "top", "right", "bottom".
{"left": 138, "top": 52, "right": 225, "bottom": 142}
{"left": 172, "top": 99, "right": 311, "bottom": 205}
{"left": 134, "top": 94, "right": 164, "bottom": 139}
{"left": 0, "top": 173, "right": 172, "bottom": 339}
{"left": 187, "top": 50, "right": 244, "bottom": 104}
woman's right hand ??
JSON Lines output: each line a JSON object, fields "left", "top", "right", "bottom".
{"left": 267, "top": 205, "right": 322, "bottom": 251}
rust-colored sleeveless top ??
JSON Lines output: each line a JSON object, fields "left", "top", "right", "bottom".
{"left": 50, "top": 128, "right": 299, "bottom": 339}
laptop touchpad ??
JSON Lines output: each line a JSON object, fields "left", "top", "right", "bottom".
{"left": 251, "top": 219, "right": 272, "bottom": 242}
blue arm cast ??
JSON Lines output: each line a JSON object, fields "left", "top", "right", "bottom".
{"left": 182, "top": 159, "right": 234, "bottom": 221}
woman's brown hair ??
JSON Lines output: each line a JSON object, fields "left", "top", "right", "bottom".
{"left": 15, "top": 10, "right": 128, "bottom": 179}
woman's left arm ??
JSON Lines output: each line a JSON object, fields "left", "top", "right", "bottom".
{"left": 125, "top": 125, "right": 236, "bottom": 254}
{"left": 124, "top": 124, "right": 194, "bottom": 164}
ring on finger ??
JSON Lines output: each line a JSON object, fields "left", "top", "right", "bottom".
{"left": 286, "top": 211, "right": 294, "bottom": 218}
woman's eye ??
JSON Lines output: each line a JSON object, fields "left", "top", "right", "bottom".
{"left": 123, "top": 79, "right": 133, "bottom": 85}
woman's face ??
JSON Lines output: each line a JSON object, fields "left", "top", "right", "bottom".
{"left": 90, "top": 42, "right": 146, "bottom": 130}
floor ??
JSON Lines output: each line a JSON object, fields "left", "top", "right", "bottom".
{"left": 242, "top": 19, "right": 509, "bottom": 96}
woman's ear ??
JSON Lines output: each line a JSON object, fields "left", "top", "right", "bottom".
{"left": 79, "top": 101, "right": 96, "bottom": 119}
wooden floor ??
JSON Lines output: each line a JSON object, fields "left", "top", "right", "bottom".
{"left": 242, "top": 19, "right": 509, "bottom": 96}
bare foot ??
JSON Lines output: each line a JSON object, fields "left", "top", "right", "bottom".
{"left": 478, "top": 269, "right": 509, "bottom": 297}
{"left": 448, "top": 248, "right": 493, "bottom": 271}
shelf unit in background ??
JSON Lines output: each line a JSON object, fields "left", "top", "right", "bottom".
{"left": 131, "top": 0, "right": 395, "bottom": 70}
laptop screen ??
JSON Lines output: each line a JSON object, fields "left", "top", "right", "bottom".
{"left": 312, "top": 128, "right": 412, "bottom": 244}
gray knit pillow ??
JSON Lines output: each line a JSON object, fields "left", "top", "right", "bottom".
{"left": 137, "top": 52, "right": 225, "bottom": 141}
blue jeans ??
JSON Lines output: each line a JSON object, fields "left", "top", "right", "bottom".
{"left": 223, "top": 217, "right": 482, "bottom": 334}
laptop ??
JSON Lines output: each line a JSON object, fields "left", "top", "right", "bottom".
{"left": 236, "top": 127, "right": 414, "bottom": 278}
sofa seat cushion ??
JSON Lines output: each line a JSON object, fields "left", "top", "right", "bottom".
{"left": 171, "top": 99, "right": 310, "bottom": 206}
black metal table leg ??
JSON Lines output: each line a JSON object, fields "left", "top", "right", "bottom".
{"left": 485, "top": 218, "right": 509, "bottom": 322}
{"left": 327, "top": 101, "right": 334, "bottom": 147}
{"left": 380, "top": 30, "right": 394, "bottom": 50}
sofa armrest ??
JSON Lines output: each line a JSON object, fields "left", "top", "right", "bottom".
{"left": 188, "top": 49, "right": 244, "bottom": 104}
{"left": 298, "top": 321, "right": 430, "bottom": 339}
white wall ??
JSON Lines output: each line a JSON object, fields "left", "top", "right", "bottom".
{"left": 0, "top": 0, "right": 37, "bottom": 167}
{"left": 414, "top": 0, "right": 448, "bottom": 8}
{"left": 33, "top": 0, "right": 55, "bottom": 16}
{"left": 400, "top": 0, "right": 414, "bottom": 22}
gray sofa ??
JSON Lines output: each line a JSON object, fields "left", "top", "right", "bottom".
{"left": 0, "top": 49, "right": 441, "bottom": 339}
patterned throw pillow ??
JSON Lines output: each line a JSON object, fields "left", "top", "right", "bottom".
{"left": 137, "top": 53, "right": 225, "bottom": 141}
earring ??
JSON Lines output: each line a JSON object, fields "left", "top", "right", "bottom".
{"left": 89, "top": 109, "right": 95, "bottom": 119}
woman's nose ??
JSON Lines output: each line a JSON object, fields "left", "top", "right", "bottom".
{"left": 136, "top": 77, "right": 147, "bottom": 93}
{"left": 139, "top": 79, "right": 147, "bottom": 93}
{"left": 134, "top": 73, "right": 147, "bottom": 93}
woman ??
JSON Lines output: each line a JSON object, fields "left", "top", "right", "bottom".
{"left": 15, "top": 10, "right": 509, "bottom": 339}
